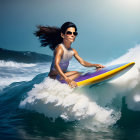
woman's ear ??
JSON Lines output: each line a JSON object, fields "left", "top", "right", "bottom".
{"left": 61, "top": 32, "right": 64, "bottom": 38}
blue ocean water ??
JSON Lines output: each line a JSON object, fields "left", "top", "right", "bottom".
{"left": 0, "top": 45, "right": 140, "bottom": 140}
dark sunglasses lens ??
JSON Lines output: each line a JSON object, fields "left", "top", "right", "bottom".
{"left": 74, "top": 32, "right": 78, "bottom": 36}
{"left": 66, "top": 31, "right": 72, "bottom": 35}
{"left": 66, "top": 31, "right": 78, "bottom": 36}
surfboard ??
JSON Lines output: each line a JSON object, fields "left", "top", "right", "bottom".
{"left": 60, "top": 62, "right": 135, "bottom": 87}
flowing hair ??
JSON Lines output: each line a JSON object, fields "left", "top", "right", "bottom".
{"left": 34, "top": 26, "right": 62, "bottom": 50}
{"left": 34, "top": 22, "right": 77, "bottom": 50}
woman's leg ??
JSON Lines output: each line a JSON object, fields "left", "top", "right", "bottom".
{"left": 64, "top": 71, "right": 81, "bottom": 80}
{"left": 49, "top": 70, "right": 81, "bottom": 81}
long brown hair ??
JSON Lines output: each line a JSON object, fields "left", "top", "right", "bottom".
{"left": 34, "top": 22, "right": 77, "bottom": 50}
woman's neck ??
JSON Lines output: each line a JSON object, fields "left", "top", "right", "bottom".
{"left": 62, "top": 41, "right": 72, "bottom": 49}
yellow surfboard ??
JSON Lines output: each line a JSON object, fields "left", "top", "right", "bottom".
{"left": 60, "top": 62, "right": 135, "bottom": 87}
{"left": 77, "top": 62, "right": 135, "bottom": 87}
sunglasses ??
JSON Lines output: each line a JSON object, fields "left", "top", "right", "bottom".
{"left": 65, "top": 31, "right": 78, "bottom": 36}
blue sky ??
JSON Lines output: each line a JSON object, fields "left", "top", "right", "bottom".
{"left": 0, "top": 0, "right": 140, "bottom": 62}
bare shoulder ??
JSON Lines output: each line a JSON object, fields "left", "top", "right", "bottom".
{"left": 55, "top": 44, "right": 64, "bottom": 55}
{"left": 72, "top": 48, "right": 78, "bottom": 55}
{"left": 55, "top": 44, "right": 63, "bottom": 51}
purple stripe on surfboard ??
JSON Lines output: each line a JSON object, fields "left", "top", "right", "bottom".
{"left": 60, "top": 63, "right": 127, "bottom": 83}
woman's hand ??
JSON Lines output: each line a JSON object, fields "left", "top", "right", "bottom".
{"left": 65, "top": 77, "right": 77, "bottom": 88}
{"left": 94, "top": 64, "right": 105, "bottom": 71}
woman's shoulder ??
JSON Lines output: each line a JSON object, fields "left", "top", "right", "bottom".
{"left": 72, "top": 48, "right": 77, "bottom": 53}
{"left": 55, "top": 44, "right": 62, "bottom": 49}
{"left": 54, "top": 44, "right": 64, "bottom": 53}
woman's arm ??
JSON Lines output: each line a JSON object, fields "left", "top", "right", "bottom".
{"left": 73, "top": 49, "right": 105, "bottom": 68}
{"left": 54, "top": 45, "right": 67, "bottom": 80}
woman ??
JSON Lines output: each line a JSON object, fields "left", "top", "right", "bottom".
{"left": 35, "top": 22, "right": 105, "bottom": 88}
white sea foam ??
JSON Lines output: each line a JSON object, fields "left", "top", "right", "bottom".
{"left": 20, "top": 77, "right": 120, "bottom": 128}
{"left": 0, "top": 60, "right": 36, "bottom": 67}
{"left": 107, "top": 44, "right": 140, "bottom": 111}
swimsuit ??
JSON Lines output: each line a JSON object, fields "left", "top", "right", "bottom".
{"left": 50, "top": 43, "right": 74, "bottom": 79}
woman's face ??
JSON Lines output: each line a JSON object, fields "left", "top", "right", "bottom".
{"left": 61, "top": 27, "right": 77, "bottom": 43}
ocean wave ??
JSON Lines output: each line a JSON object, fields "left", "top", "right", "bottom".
{"left": 19, "top": 77, "right": 121, "bottom": 129}
{"left": 107, "top": 44, "right": 140, "bottom": 111}
{"left": 18, "top": 44, "right": 140, "bottom": 130}
{"left": 1, "top": 44, "right": 140, "bottom": 131}
{"left": 0, "top": 61, "right": 51, "bottom": 91}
